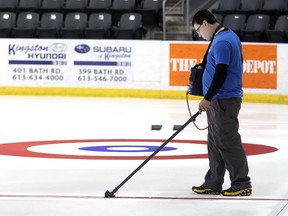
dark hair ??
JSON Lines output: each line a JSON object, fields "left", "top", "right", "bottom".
{"left": 192, "top": 9, "right": 217, "bottom": 26}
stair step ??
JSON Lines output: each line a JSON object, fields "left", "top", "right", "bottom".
{"left": 165, "top": 13, "right": 184, "bottom": 16}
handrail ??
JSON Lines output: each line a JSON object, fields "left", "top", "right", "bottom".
{"left": 162, "top": 0, "right": 168, "bottom": 40}
{"left": 185, "top": 0, "right": 189, "bottom": 32}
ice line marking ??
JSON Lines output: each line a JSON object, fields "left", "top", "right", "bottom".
{"left": 0, "top": 194, "right": 287, "bottom": 202}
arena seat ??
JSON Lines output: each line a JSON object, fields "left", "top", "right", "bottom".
{"left": 0, "top": 12, "right": 16, "bottom": 38}
{"left": 113, "top": 12, "right": 144, "bottom": 39}
{"left": 212, "top": 0, "right": 241, "bottom": 14}
{"left": 0, "top": 0, "right": 18, "bottom": 11}
{"left": 40, "top": 0, "right": 65, "bottom": 12}
{"left": 36, "top": 12, "right": 64, "bottom": 38}
{"left": 11, "top": 11, "right": 40, "bottom": 38}
{"left": 62, "top": 0, "right": 88, "bottom": 12}
{"left": 240, "top": 14, "right": 270, "bottom": 42}
{"left": 222, "top": 14, "right": 246, "bottom": 37}
{"left": 59, "top": 12, "right": 88, "bottom": 38}
{"left": 236, "top": 0, "right": 263, "bottom": 15}
{"left": 110, "top": 0, "right": 136, "bottom": 25}
{"left": 17, "top": 0, "right": 42, "bottom": 12}
{"left": 136, "top": 0, "right": 163, "bottom": 28}
{"left": 85, "top": 0, "right": 112, "bottom": 13}
{"left": 265, "top": 15, "right": 288, "bottom": 43}
{"left": 84, "top": 12, "right": 112, "bottom": 39}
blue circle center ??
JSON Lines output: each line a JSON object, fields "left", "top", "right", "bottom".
{"left": 79, "top": 145, "right": 177, "bottom": 153}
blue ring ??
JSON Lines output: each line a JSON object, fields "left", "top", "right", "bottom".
{"left": 79, "top": 145, "right": 177, "bottom": 153}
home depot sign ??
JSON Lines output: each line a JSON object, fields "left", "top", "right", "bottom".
{"left": 169, "top": 43, "right": 277, "bottom": 89}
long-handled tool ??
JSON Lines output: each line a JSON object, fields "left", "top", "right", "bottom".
{"left": 105, "top": 111, "right": 200, "bottom": 198}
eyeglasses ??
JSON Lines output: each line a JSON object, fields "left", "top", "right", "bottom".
{"left": 195, "top": 24, "right": 203, "bottom": 34}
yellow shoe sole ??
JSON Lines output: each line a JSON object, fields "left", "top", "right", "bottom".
{"left": 192, "top": 187, "right": 220, "bottom": 195}
{"left": 221, "top": 188, "right": 252, "bottom": 196}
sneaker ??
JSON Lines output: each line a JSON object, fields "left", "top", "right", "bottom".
{"left": 221, "top": 187, "right": 252, "bottom": 196}
{"left": 192, "top": 185, "right": 220, "bottom": 195}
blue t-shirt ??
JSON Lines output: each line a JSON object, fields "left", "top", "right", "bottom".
{"left": 202, "top": 29, "right": 243, "bottom": 99}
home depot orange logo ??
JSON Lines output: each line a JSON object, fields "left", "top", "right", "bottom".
{"left": 242, "top": 44, "right": 277, "bottom": 89}
{"left": 170, "top": 43, "right": 208, "bottom": 86}
{"left": 169, "top": 43, "right": 277, "bottom": 89}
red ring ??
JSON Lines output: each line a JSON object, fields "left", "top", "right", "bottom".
{"left": 0, "top": 139, "right": 278, "bottom": 160}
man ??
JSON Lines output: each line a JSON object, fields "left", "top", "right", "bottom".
{"left": 191, "top": 9, "right": 252, "bottom": 196}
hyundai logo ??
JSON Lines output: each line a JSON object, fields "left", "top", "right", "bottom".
{"left": 50, "top": 43, "right": 67, "bottom": 52}
{"left": 74, "top": 44, "right": 90, "bottom": 54}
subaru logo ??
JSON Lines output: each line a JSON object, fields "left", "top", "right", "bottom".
{"left": 74, "top": 44, "right": 90, "bottom": 54}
